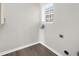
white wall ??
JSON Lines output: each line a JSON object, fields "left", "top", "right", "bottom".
{"left": 0, "top": 4, "right": 1, "bottom": 23}
{"left": 38, "top": 4, "right": 46, "bottom": 43}
{"left": 0, "top": 3, "right": 40, "bottom": 52}
{"left": 44, "top": 3, "right": 79, "bottom": 56}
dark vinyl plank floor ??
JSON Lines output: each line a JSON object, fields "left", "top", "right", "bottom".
{"left": 3, "top": 43, "right": 57, "bottom": 56}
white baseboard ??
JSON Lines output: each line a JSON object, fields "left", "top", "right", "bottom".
{"left": 0, "top": 42, "right": 40, "bottom": 56}
{"left": 39, "top": 42, "right": 63, "bottom": 56}
{"left": 0, "top": 41, "right": 62, "bottom": 56}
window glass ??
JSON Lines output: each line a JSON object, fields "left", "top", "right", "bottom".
{"left": 44, "top": 4, "right": 54, "bottom": 22}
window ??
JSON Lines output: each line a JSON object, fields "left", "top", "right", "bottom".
{"left": 45, "top": 4, "right": 54, "bottom": 22}
{"left": 41, "top": 4, "right": 54, "bottom": 22}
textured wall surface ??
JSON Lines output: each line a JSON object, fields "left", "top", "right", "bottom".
{"left": 0, "top": 3, "right": 40, "bottom": 52}
{"left": 45, "top": 3, "right": 79, "bottom": 56}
